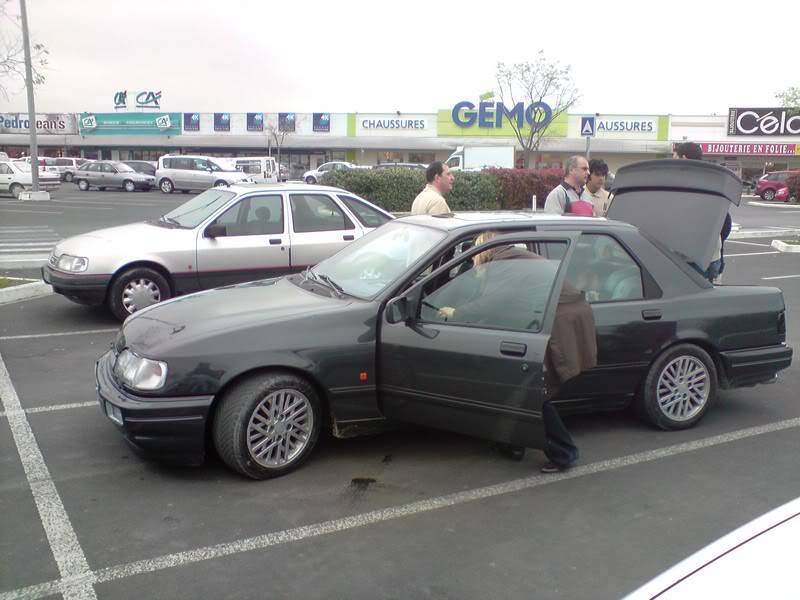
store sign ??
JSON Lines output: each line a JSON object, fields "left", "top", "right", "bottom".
{"left": 113, "top": 90, "right": 161, "bottom": 110}
{"left": 183, "top": 112, "right": 200, "bottom": 131}
{"left": 450, "top": 101, "right": 553, "bottom": 130}
{"left": 0, "top": 113, "right": 77, "bottom": 134}
{"left": 214, "top": 112, "right": 230, "bottom": 132}
{"left": 279, "top": 112, "right": 296, "bottom": 132}
{"left": 313, "top": 112, "right": 330, "bottom": 132}
{"left": 728, "top": 107, "right": 800, "bottom": 137}
{"left": 246, "top": 112, "right": 264, "bottom": 132}
{"left": 78, "top": 112, "right": 181, "bottom": 135}
{"left": 113, "top": 91, "right": 127, "bottom": 110}
{"left": 700, "top": 142, "right": 798, "bottom": 156}
{"left": 596, "top": 118, "right": 654, "bottom": 133}
{"left": 361, "top": 118, "right": 426, "bottom": 129}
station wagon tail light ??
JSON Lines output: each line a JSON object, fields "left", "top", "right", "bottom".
{"left": 56, "top": 254, "right": 89, "bottom": 273}
{"left": 114, "top": 349, "right": 168, "bottom": 391}
{"left": 778, "top": 310, "right": 786, "bottom": 336}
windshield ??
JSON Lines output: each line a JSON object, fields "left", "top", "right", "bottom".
{"left": 313, "top": 221, "right": 446, "bottom": 299}
{"left": 161, "top": 188, "right": 236, "bottom": 228}
{"left": 16, "top": 162, "right": 31, "bottom": 172}
{"left": 113, "top": 162, "right": 135, "bottom": 172}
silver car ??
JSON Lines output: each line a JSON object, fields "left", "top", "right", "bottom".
{"left": 53, "top": 157, "right": 89, "bottom": 182}
{"left": 74, "top": 160, "right": 155, "bottom": 192}
{"left": 155, "top": 154, "right": 252, "bottom": 194}
{"left": 41, "top": 183, "right": 394, "bottom": 320}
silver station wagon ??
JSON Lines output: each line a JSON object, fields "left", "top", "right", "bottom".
{"left": 42, "top": 183, "right": 394, "bottom": 320}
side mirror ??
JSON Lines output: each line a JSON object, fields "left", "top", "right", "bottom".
{"left": 205, "top": 223, "right": 227, "bottom": 238}
{"left": 385, "top": 296, "right": 412, "bottom": 324}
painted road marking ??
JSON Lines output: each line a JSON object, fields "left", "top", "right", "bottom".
{"left": 0, "top": 329, "right": 118, "bottom": 341}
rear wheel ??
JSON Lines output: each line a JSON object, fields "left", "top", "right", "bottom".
{"left": 762, "top": 189, "right": 776, "bottom": 201}
{"left": 214, "top": 372, "right": 322, "bottom": 479}
{"left": 107, "top": 266, "right": 171, "bottom": 321}
{"left": 9, "top": 183, "right": 22, "bottom": 199}
{"left": 638, "top": 344, "right": 717, "bottom": 430}
{"left": 214, "top": 180, "right": 229, "bottom": 188}
{"left": 77, "top": 179, "right": 89, "bottom": 191}
{"left": 159, "top": 178, "right": 174, "bottom": 194}
{"left": 123, "top": 180, "right": 136, "bottom": 193}
{"left": 305, "top": 176, "right": 316, "bottom": 185}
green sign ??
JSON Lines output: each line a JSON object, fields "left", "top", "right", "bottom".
{"left": 78, "top": 112, "right": 181, "bottom": 135}
{"left": 479, "top": 90, "right": 495, "bottom": 101}
{"left": 437, "top": 108, "right": 568, "bottom": 138}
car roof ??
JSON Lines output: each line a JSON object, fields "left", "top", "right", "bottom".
{"left": 397, "top": 211, "right": 638, "bottom": 233}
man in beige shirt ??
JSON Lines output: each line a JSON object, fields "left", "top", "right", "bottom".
{"left": 581, "top": 159, "right": 610, "bottom": 216}
{"left": 411, "top": 161, "right": 454, "bottom": 215}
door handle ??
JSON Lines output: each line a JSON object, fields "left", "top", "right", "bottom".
{"left": 642, "top": 309, "right": 662, "bottom": 321}
{"left": 343, "top": 235, "right": 355, "bottom": 241}
{"left": 500, "top": 341, "right": 527, "bottom": 357}
{"left": 269, "top": 238, "right": 282, "bottom": 245}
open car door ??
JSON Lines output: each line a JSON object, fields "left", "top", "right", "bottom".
{"left": 607, "top": 159, "right": 742, "bottom": 270}
{"left": 377, "top": 232, "right": 579, "bottom": 450}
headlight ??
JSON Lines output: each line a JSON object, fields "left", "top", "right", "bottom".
{"left": 113, "top": 349, "right": 168, "bottom": 391}
{"left": 56, "top": 254, "right": 89, "bottom": 273}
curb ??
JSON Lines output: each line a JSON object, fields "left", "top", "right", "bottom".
{"left": 747, "top": 201, "right": 800, "bottom": 209}
{"left": 729, "top": 228, "right": 800, "bottom": 240}
{"left": 0, "top": 281, "right": 52, "bottom": 305}
{"left": 772, "top": 240, "right": 800, "bottom": 253}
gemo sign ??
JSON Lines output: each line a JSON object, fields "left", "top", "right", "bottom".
{"left": 451, "top": 101, "right": 553, "bottom": 130}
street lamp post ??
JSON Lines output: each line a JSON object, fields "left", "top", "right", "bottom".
{"left": 19, "top": 0, "right": 40, "bottom": 193}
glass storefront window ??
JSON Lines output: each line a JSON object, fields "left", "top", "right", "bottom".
{"left": 409, "top": 152, "right": 435, "bottom": 164}
{"left": 378, "top": 151, "right": 404, "bottom": 163}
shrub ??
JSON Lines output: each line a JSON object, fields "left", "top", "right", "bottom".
{"left": 486, "top": 167, "right": 564, "bottom": 210}
{"left": 321, "top": 168, "right": 500, "bottom": 212}
{"left": 786, "top": 174, "right": 800, "bottom": 202}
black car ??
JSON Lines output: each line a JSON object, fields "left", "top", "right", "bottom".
{"left": 122, "top": 160, "right": 157, "bottom": 177}
{"left": 95, "top": 160, "right": 792, "bottom": 479}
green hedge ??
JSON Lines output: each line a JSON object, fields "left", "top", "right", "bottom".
{"left": 321, "top": 167, "right": 567, "bottom": 212}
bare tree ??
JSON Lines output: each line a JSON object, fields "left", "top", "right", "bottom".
{"left": 776, "top": 86, "right": 800, "bottom": 109}
{"left": 0, "top": 0, "right": 48, "bottom": 99}
{"left": 495, "top": 51, "right": 580, "bottom": 167}
{"left": 267, "top": 124, "right": 290, "bottom": 180}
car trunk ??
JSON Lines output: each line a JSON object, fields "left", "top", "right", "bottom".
{"left": 607, "top": 159, "right": 742, "bottom": 270}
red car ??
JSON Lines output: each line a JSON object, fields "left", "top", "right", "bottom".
{"left": 754, "top": 170, "right": 799, "bottom": 201}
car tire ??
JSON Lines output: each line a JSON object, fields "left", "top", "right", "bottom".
{"left": 159, "top": 178, "right": 174, "bottom": 194}
{"left": 98, "top": 187, "right": 106, "bottom": 191}
{"left": 305, "top": 176, "right": 316, "bottom": 185}
{"left": 123, "top": 180, "right": 136, "bottom": 193}
{"left": 638, "top": 343, "right": 717, "bottom": 430}
{"left": 9, "top": 183, "right": 22, "bottom": 199}
{"left": 214, "top": 180, "right": 229, "bottom": 188}
{"left": 213, "top": 372, "right": 322, "bottom": 480}
{"left": 77, "top": 179, "right": 89, "bottom": 191}
{"left": 108, "top": 266, "right": 171, "bottom": 322}
{"left": 762, "top": 189, "right": 776, "bottom": 201}
{"left": 181, "top": 190, "right": 189, "bottom": 194}
{"left": 64, "top": 172, "right": 73, "bottom": 182}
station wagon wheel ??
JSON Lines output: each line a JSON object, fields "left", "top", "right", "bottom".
{"left": 108, "top": 266, "right": 171, "bottom": 321}
{"left": 77, "top": 179, "right": 89, "bottom": 191}
{"left": 159, "top": 178, "right": 174, "bottom": 194}
{"left": 214, "top": 372, "right": 322, "bottom": 479}
{"left": 639, "top": 343, "right": 717, "bottom": 430}
{"left": 123, "top": 180, "right": 136, "bottom": 192}
{"left": 9, "top": 183, "right": 22, "bottom": 198}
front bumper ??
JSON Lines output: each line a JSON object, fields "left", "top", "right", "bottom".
{"left": 41, "top": 264, "right": 111, "bottom": 305}
{"left": 720, "top": 343, "right": 793, "bottom": 387}
{"left": 95, "top": 350, "right": 215, "bottom": 465}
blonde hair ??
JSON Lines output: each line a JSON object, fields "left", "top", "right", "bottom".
{"left": 473, "top": 230, "right": 499, "bottom": 267}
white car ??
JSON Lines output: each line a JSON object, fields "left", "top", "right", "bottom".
{"left": 625, "top": 496, "right": 800, "bottom": 599}
{"left": 303, "top": 161, "right": 365, "bottom": 184}
{"left": 0, "top": 160, "right": 61, "bottom": 197}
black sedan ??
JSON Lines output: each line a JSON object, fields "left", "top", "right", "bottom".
{"left": 95, "top": 160, "right": 792, "bottom": 479}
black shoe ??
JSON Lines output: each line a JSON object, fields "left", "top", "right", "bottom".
{"left": 497, "top": 444, "right": 525, "bottom": 461}
{"left": 540, "top": 461, "right": 570, "bottom": 473}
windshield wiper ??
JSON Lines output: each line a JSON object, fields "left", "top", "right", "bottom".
{"left": 159, "top": 216, "right": 181, "bottom": 227}
{"left": 317, "top": 273, "right": 345, "bottom": 297}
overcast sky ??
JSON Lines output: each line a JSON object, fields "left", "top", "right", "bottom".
{"left": 1, "top": 0, "right": 798, "bottom": 116}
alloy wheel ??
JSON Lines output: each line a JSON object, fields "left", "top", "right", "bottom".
{"left": 246, "top": 389, "right": 314, "bottom": 467}
{"left": 656, "top": 356, "right": 709, "bottom": 422}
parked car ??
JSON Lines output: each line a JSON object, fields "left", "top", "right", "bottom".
{"left": 123, "top": 160, "right": 157, "bottom": 177}
{"left": 754, "top": 170, "right": 800, "bottom": 201}
{"left": 73, "top": 160, "right": 155, "bottom": 192}
{"left": 155, "top": 154, "right": 252, "bottom": 194}
{"left": 231, "top": 156, "right": 279, "bottom": 183}
{"left": 42, "top": 183, "right": 394, "bottom": 320}
{"left": 373, "top": 162, "right": 427, "bottom": 171}
{"left": 624, "top": 497, "right": 800, "bottom": 599}
{"left": 52, "top": 157, "right": 89, "bottom": 182}
{"left": 91, "top": 160, "right": 791, "bottom": 479}
{"left": 303, "top": 161, "right": 363, "bottom": 184}
{"left": 0, "top": 159, "right": 61, "bottom": 197}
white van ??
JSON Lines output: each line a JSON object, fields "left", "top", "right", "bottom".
{"left": 232, "top": 156, "right": 279, "bottom": 183}
{"left": 155, "top": 154, "right": 252, "bottom": 193}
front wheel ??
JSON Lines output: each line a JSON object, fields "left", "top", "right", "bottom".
{"left": 123, "top": 180, "right": 136, "bottom": 193}
{"left": 77, "top": 179, "right": 89, "bottom": 191}
{"left": 160, "top": 178, "right": 174, "bottom": 194}
{"left": 305, "top": 176, "right": 316, "bottom": 185}
{"left": 638, "top": 344, "right": 717, "bottom": 430}
{"left": 214, "top": 372, "right": 322, "bottom": 479}
{"left": 762, "top": 189, "right": 776, "bottom": 201}
{"left": 9, "top": 183, "right": 23, "bottom": 199}
{"left": 107, "top": 266, "right": 171, "bottom": 321}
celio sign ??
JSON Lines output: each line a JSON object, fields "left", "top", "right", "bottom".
{"left": 728, "top": 107, "right": 800, "bottom": 136}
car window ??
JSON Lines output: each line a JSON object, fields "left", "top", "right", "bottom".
{"left": 174, "top": 157, "right": 193, "bottom": 170}
{"left": 778, "top": 173, "right": 789, "bottom": 181}
{"left": 208, "top": 160, "right": 225, "bottom": 172}
{"left": 215, "top": 195, "right": 284, "bottom": 236}
{"left": 0, "top": 163, "right": 11, "bottom": 175}
{"left": 192, "top": 158, "right": 210, "bottom": 171}
{"left": 564, "top": 234, "right": 644, "bottom": 302}
{"left": 101, "top": 163, "right": 115, "bottom": 173}
{"left": 337, "top": 194, "right": 391, "bottom": 228}
{"left": 236, "top": 160, "right": 261, "bottom": 175}
{"left": 419, "top": 241, "right": 568, "bottom": 332}
{"left": 162, "top": 188, "right": 236, "bottom": 228}
{"left": 290, "top": 193, "right": 355, "bottom": 232}
{"left": 55, "top": 158, "right": 71, "bottom": 167}
{"left": 115, "top": 163, "right": 135, "bottom": 173}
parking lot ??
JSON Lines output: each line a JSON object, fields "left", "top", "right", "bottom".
{"left": 2, "top": 193, "right": 800, "bottom": 599}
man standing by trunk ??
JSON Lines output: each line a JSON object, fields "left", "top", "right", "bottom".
{"left": 583, "top": 159, "right": 611, "bottom": 216}
{"left": 544, "top": 155, "right": 592, "bottom": 215}
{"left": 411, "top": 161, "right": 454, "bottom": 215}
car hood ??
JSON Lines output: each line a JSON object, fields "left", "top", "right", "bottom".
{"left": 121, "top": 277, "right": 349, "bottom": 355}
{"left": 55, "top": 221, "right": 174, "bottom": 255}
{"left": 608, "top": 159, "right": 742, "bottom": 269}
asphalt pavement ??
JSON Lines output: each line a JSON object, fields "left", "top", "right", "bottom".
{"left": 1, "top": 189, "right": 800, "bottom": 599}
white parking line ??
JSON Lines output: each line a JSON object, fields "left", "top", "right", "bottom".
{"left": 725, "top": 251, "right": 781, "bottom": 257}
{"left": 0, "top": 329, "right": 118, "bottom": 341}
{"left": 762, "top": 274, "right": 800, "bottom": 280}
{"left": 726, "top": 240, "right": 772, "bottom": 247}
{"left": 0, "top": 401, "right": 97, "bottom": 419}
{"left": 0, "top": 209, "right": 64, "bottom": 215}
{"left": 0, "top": 353, "right": 97, "bottom": 600}
{"left": 3, "top": 415, "right": 800, "bottom": 600}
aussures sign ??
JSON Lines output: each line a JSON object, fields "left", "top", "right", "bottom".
{"left": 728, "top": 107, "right": 800, "bottom": 136}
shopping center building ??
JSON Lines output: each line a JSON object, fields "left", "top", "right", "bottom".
{"left": 1, "top": 103, "right": 798, "bottom": 180}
